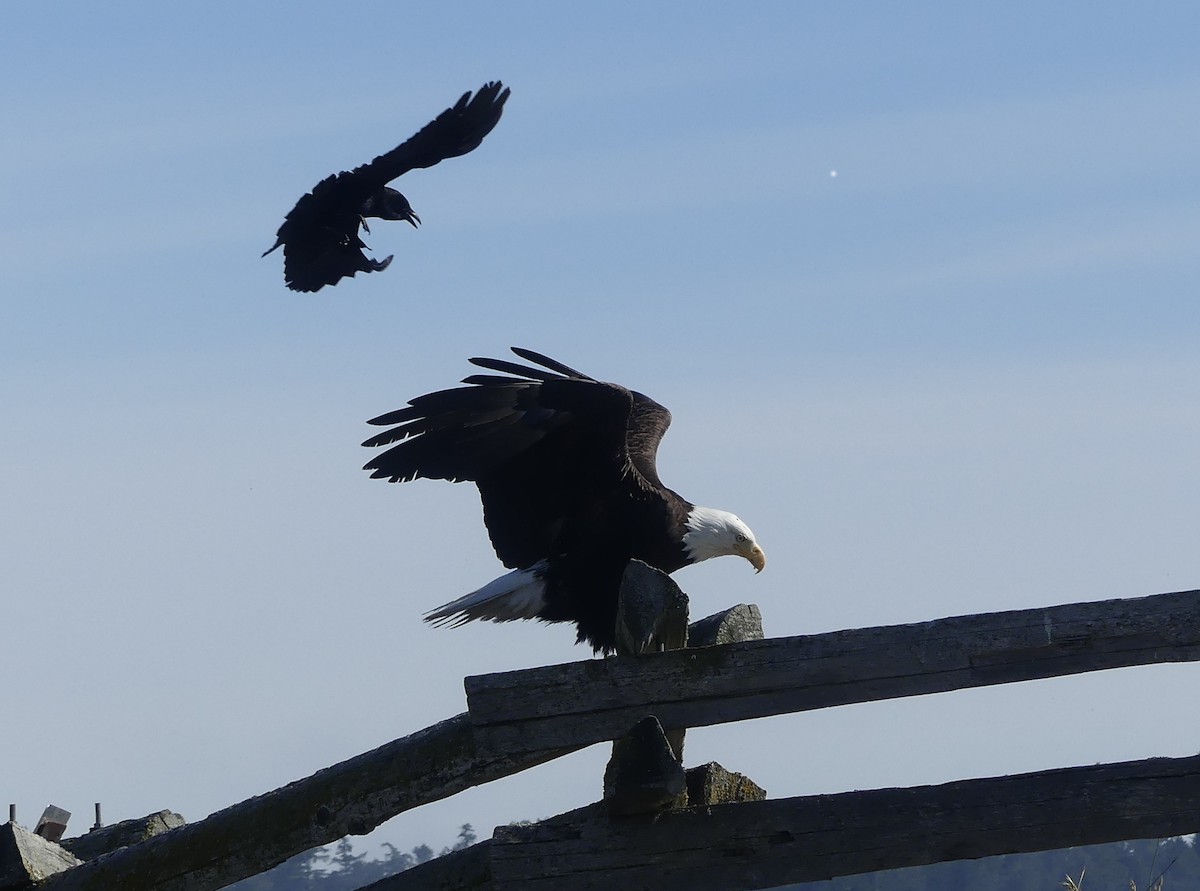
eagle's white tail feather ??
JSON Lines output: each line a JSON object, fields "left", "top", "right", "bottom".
{"left": 425, "top": 561, "right": 549, "bottom": 627}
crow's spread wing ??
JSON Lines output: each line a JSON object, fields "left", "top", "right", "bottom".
{"left": 356, "top": 81, "right": 510, "bottom": 188}
{"left": 264, "top": 81, "right": 509, "bottom": 291}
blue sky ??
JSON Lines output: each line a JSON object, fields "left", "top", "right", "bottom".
{"left": 3, "top": 2, "right": 1199, "bottom": 860}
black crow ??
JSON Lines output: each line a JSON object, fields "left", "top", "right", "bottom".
{"left": 264, "top": 81, "right": 510, "bottom": 292}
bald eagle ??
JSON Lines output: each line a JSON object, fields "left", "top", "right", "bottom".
{"left": 263, "top": 81, "right": 510, "bottom": 292}
{"left": 362, "top": 348, "right": 766, "bottom": 653}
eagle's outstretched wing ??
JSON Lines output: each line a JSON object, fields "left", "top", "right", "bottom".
{"left": 362, "top": 348, "right": 675, "bottom": 568}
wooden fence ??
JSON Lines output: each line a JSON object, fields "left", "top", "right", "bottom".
{"left": 10, "top": 584, "right": 1200, "bottom": 891}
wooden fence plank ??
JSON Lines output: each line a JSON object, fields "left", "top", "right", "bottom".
{"left": 27, "top": 586, "right": 1200, "bottom": 890}
{"left": 33, "top": 715, "right": 575, "bottom": 891}
{"left": 362, "top": 752, "right": 1200, "bottom": 891}
{"left": 466, "top": 588, "right": 1200, "bottom": 754}
{"left": 1, "top": 823, "right": 81, "bottom": 887}
{"left": 61, "top": 811, "right": 184, "bottom": 863}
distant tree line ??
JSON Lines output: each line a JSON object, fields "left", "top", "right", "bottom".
{"left": 227, "top": 828, "right": 1195, "bottom": 890}
{"left": 225, "top": 824, "right": 475, "bottom": 890}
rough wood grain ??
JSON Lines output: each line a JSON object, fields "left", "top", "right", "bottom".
{"left": 31, "top": 715, "right": 575, "bottom": 891}
{"left": 613, "top": 563, "right": 692, "bottom": 757}
{"left": 687, "top": 604, "right": 763, "bottom": 647}
{"left": 354, "top": 752, "right": 1200, "bottom": 891}
{"left": 615, "top": 560, "right": 689, "bottom": 655}
{"left": 1, "top": 823, "right": 81, "bottom": 888}
{"left": 466, "top": 588, "right": 1200, "bottom": 754}
{"left": 484, "top": 753, "right": 1200, "bottom": 891}
{"left": 685, "top": 762, "right": 765, "bottom": 806}
{"left": 60, "top": 811, "right": 184, "bottom": 862}
{"left": 603, "top": 717, "right": 687, "bottom": 816}
{"left": 33, "top": 808, "right": 71, "bottom": 844}
{"left": 24, "top": 586, "right": 1200, "bottom": 891}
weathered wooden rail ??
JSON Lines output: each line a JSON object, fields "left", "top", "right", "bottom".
{"left": 370, "top": 752, "right": 1200, "bottom": 890}
{"left": 465, "top": 586, "right": 1200, "bottom": 754}
{"left": 13, "top": 586, "right": 1200, "bottom": 891}
{"left": 26, "top": 717, "right": 575, "bottom": 891}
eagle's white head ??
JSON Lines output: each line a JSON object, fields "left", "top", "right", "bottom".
{"left": 682, "top": 506, "right": 766, "bottom": 571}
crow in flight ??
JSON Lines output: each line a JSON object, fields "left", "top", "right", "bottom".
{"left": 264, "top": 81, "right": 510, "bottom": 292}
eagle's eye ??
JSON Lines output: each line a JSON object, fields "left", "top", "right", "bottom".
{"left": 735, "top": 533, "right": 747, "bottom": 542}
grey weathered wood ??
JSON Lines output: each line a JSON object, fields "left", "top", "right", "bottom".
{"left": 33, "top": 807, "right": 70, "bottom": 844}
{"left": 615, "top": 560, "right": 689, "bottom": 655}
{"left": 60, "top": 811, "right": 184, "bottom": 862}
{"left": 32, "top": 714, "right": 575, "bottom": 891}
{"left": 484, "top": 752, "right": 1200, "bottom": 891}
{"left": 23, "top": 585, "right": 1200, "bottom": 891}
{"left": 603, "top": 717, "right": 687, "bottom": 816}
{"left": 466, "top": 587, "right": 1200, "bottom": 754}
{"left": 687, "top": 604, "right": 763, "bottom": 647}
{"left": 1, "top": 822, "right": 81, "bottom": 888}
{"left": 613, "top": 562, "right": 693, "bottom": 760}
{"left": 673, "top": 603, "right": 764, "bottom": 759}
{"left": 610, "top": 602, "right": 764, "bottom": 764}
{"left": 357, "top": 751, "right": 1200, "bottom": 891}
{"left": 684, "top": 762, "right": 765, "bottom": 806}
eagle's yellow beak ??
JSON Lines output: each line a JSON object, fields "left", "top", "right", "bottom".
{"left": 739, "top": 541, "right": 766, "bottom": 573}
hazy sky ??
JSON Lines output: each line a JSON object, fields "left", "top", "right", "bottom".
{"left": 4, "top": 1, "right": 1199, "bottom": 862}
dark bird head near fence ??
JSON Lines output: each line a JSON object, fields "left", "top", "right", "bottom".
{"left": 263, "top": 81, "right": 510, "bottom": 292}
{"left": 362, "top": 348, "right": 766, "bottom": 653}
